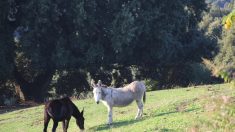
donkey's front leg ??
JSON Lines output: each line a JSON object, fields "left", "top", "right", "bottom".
{"left": 52, "top": 120, "right": 58, "bottom": 132}
{"left": 107, "top": 106, "right": 113, "bottom": 125}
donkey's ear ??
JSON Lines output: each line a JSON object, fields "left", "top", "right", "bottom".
{"left": 91, "top": 79, "right": 96, "bottom": 87}
{"left": 97, "top": 80, "right": 102, "bottom": 86}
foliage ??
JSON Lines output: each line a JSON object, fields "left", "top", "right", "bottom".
{"left": 0, "top": 0, "right": 215, "bottom": 102}
{"left": 144, "top": 79, "right": 159, "bottom": 91}
{"left": 0, "top": 80, "right": 17, "bottom": 105}
{"left": 0, "top": 0, "right": 15, "bottom": 80}
{"left": 200, "top": 0, "right": 235, "bottom": 87}
{"left": 219, "top": 69, "right": 234, "bottom": 83}
{"left": 214, "top": 26, "right": 235, "bottom": 67}
{"left": 189, "top": 63, "right": 215, "bottom": 84}
{"left": 223, "top": 9, "right": 235, "bottom": 29}
{"left": 51, "top": 70, "right": 90, "bottom": 96}
{"left": 202, "top": 58, "right": 234, "bottom": 87}
{"left": 214, "top": 21, "right": 235, "bottom": 86}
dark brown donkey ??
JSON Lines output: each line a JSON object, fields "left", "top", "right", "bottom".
{"left": 43, "top": 97, "right": 84, "bottom": 132}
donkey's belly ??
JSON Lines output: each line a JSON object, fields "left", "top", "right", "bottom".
{"left": 48, "top": 106, "right": 71, "bottom": 121}
{"left": 113, "top": 98, "right": 134, "bottom": 107}
{"left": 49, "top": 112, "right": 71, "bottom": 121}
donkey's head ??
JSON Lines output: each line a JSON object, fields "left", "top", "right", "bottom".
{"left": 75, "top": 108, "right": 85, "bottom": 130}
{"left": 91, "top": 80, "right": 105, "bottom": 104}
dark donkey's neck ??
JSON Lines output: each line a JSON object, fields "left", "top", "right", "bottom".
{"left": 71, "top": 102, "right": 82, "bottom": 118}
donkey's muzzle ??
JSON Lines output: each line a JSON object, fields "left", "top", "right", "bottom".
{"left": 96, "top": 101, "right": 99, "bottom": 104}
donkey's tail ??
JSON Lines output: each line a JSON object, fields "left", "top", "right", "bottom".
{"left": 143, "top": 92, "right": 146, "bottom": 103}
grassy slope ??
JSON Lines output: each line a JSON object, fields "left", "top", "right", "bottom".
{"left": 0, "top": 84, "right": 232, "bottom": 132}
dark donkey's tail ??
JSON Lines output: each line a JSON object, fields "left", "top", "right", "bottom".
{"left": 143, "top": 92, "right": 146, "bottom": 103}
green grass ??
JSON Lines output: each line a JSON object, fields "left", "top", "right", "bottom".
{"left": 0, "top": 84, "right": 232, "bottom": 132}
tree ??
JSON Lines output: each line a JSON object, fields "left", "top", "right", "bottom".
{"left": 0, "top": 0, "right": 212, "bottom": 102}
{"left": 0, "top": 1, "right": 16, "bottom": 81}
{"left": 201, "top": 0, "right": 235, "bottom": 85}
{"left": 0, "top": 0, "right": 20, "bottom": 104}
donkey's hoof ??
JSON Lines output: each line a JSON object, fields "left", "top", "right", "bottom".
{"left": 107, "top": 123, "right": 113, "bottom": 126}
{"left": 135, "top": 116, "right": 142, "bottom": 120}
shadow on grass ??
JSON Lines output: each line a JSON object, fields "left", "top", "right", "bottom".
{"left": 0, "top": 103, "right": 40, "bottom": 114}
{"left": 89, "top": 108, "right": 200, "bottom": 131}
{"left": 0, "top": 106, "right": 32, "bottom": 114}
{"left": 157, "top": 128, "right": 175, "bottom": 132}
{"left": 156, "top": 108, "right": 200, "bottom": 117}
{"left": 89, "top": 117, "right": 147, "bottom": 131}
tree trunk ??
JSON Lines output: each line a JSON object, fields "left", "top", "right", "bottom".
{"left": 14, "top": 83, "right": 25, "bottom": 101}
{"left": 14, "top": 67, "right": 54, "bottom": 102}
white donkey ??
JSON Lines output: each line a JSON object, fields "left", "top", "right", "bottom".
{"left": 91, "top": 80, "right": 146, "bottom": 125}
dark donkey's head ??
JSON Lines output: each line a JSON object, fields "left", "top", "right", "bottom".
{"left": 73, "top": 107, "right": 85, "bottom": 130}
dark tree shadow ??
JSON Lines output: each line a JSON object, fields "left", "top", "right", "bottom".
{"left": 0, "top": 104, "right": 40, "bottom": 114}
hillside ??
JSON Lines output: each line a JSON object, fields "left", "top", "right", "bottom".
{"left": 0, "top": 84, "right": 233, "bottom": 132}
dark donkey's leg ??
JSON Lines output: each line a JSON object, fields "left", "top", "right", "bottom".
{"left": 62, "top": 118, "right": 71, "bottom": 132}
{"left": 52, "top": 120, "right": 58, "bottom": 132}
{"left": 62, "top": 120, "right": 66, "bottom": 132}
{"left": 43, "top": 110, "right": 51, "bottom": 132}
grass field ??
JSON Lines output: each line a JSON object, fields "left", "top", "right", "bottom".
{"left": 0, "top": 83, "right": 233, "bottom": 132}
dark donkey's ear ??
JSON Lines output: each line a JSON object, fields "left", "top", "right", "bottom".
{"left": 81, "top": 107, "right": 84, "bottom": 115}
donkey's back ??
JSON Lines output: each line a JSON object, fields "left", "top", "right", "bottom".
{"left": 123, "top": 81, "right": 146, "bottom": 94}
{"left": 45, "top": 97, "right": 73, "bottom": 121}
{"left": 111, "top": 81, "right": 146, "bottom": 106}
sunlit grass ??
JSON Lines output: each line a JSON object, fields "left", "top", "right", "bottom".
{"left": 0, "top": 84, "right": 230, "bottom": 132}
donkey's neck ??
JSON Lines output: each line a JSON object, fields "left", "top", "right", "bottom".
{"left": 101, "top": 87, "right": 113, "bottom": 100}
{"left": 101, "top": 88, "right": 107, "bottom": 100}
{"left": 71, "top": 103, "right": 81, "bottom": 118}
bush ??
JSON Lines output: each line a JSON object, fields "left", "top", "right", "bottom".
{"left": 189, "top": 63, "right": 216, "bottom": 84}
{"left": 144, "top": 79, "right": 159, "bottom": 91}
{"left": 0, "top": 80, "right": 18, "bottom": 106}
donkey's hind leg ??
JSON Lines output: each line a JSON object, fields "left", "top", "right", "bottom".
{"left": 135, "top": 100, "right": 143, "bottom": 119}
{"left": 62, "top": 118, "right": 71, "bottom": 132}
{"left": 43, "top": 111, "right": 50, "bottom": 132}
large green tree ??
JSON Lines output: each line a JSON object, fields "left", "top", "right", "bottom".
{"left": 0, "top": 0, "right": 211, "bottom": 102}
